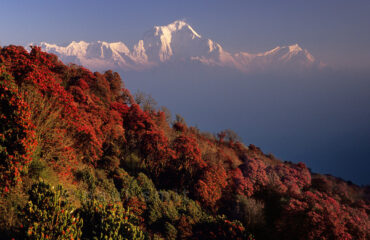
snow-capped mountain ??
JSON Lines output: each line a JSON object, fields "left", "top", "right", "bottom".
{"left": 36, "top": 20, "right": 318, "bottom": 73}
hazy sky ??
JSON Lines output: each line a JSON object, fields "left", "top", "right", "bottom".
{"left": 1, "top": 0, "right": 370, "bottom": 69}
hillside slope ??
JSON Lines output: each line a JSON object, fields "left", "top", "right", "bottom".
{"left": 0, "top": 45, "right": 368, "bottom": 239}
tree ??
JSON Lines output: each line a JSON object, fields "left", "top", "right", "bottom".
{"left": 104, "top": 70, "right": 122, "bottom": 98}
{"left": 217, "top": 129, "right": 242, "bottom": 143}
{"left": 170, "top": 134, "right": 206, "bottom": 189}
{"left": 194, "top": 163, "right": 227, "bottom": 210}
{"left": 134, "top": 90, "right": 157, "bottom": 113}
{"left": 0, "top": 67, "right": 36, "bottom": 193}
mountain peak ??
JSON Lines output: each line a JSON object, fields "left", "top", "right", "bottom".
{"left": 164, "top": 20, "right": 189, "bottom": 29}
{"left": 35, "top": 21, "right": 318, "bottom": 73}
{"left": 288, "top": 43, "right": 303, "bottom": 52}
{"left": 153, "top": 20, "right": 201, "bottom": 39}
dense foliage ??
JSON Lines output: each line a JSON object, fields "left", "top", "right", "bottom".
{"left": 0, "top": 66, "right": 36, "bottom": 193}
{"left": 79, "top": 200, "right": 144, "bottom": 240}
{"left": 21, "top": 181, "right": 83, "bottom": 240}
{"left": 0, "top": 45, "right": 368, "bottom": 239}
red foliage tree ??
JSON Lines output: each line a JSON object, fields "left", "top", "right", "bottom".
{"left": 0, "top": 46, "right": 77, "bottom": 118}
{"left": 194, "top": 163, "right": 228, "bottom": 210}
{"left": 170, "top": 133, "right": 206, "bottom": 188}
{"left": 231, "top": 168, "right": 254, "bottom": 197}
{"left": 239, "top": 157, "right": 269, "bottom": 197}
{"left": 276, "top": 190, "right": 369, "bottom": 239}
{"left": 64, "top": 65, "right": 126, "bottom": 165}
{"left": 266, "top": 162, "right": 311, "bottom": 196}
{"left": 117, "top": 104, "right": 174, "bottom": 176}
{"left": 0, "top": 67, "right": 36, "bottom": 193}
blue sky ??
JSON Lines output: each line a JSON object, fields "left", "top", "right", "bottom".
{"left": 1, "top": 0, "right": 370, "bottom": 69}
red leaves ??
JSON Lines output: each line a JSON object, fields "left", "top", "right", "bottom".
{"left": 0, "top": 67, "right": 36, "bottom": 192}
{"left": 0, "top": 45, "right": 128, "bottom": 170}
{"left": 238, "top": 157, "right": 269, "bottom": 197}
{"left": 194, "top": 163, "right": 228, "bottom": 209}
{"left": 276, "top": 190, "right": 369, "bottom": 239}
{"left": 119, "top": 103, "right": 173, "bottom": 175}
{"left": 231, "top": 168, "right": 254, "bottom": 197}
{"left": 1, "top": 46, "right": 78, "bottom": 119}
{"left": 160, "top": 133, "right": 207, "bottom": 190}
{"left": 172, "top": 134, "right": 206, "bottom": 173}
{"left": 267, "top": 162, "right": 312, "bottom": 196}
{"left": 123, "top": 196, "right": 147, "bottom": 224}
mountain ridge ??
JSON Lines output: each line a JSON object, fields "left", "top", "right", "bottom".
{"left": 35, "top": 20, "right": 319, "bottom": 73}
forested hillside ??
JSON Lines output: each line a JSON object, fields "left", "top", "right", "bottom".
{"left": 0, "top": 45, "right": 369, "bottom": 239}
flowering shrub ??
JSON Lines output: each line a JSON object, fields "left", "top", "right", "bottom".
{"left": 276, "top": 190, "right": 369, "bottom": 239}
{"left": 0, "top": 67, "right": 36, "bottom": 193}
{"left": 266, "top": 162, "right": 311, "bottom": 196}
{"left": 170, "top": 133, "right": 206, "bottom": 189}
{"left": 118, "top": 104, "right": 174, "bottom": 176}
{"left": 194, "top": 163, "right": 228, "bottom": 209}
{"left": 231, "top": 168, "right": 254, "bottom": 197}
{"left": 239, "top": 157, "right": 269, "bottom": 197}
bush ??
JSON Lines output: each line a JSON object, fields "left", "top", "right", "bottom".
{"left": 164, "top": 222, "right": 177, "bottom": 240}
{"left": 122, "top": 152, "right": 142, "bottom": 173}
{"left": 79, "top": 200, "right": 145, "bottom": 240}
{"left": 234, "top": 195, "right": 266, "bottom": 234}
{"left": 193, "top": 215, "right": 254, "bottom": 240}
{"left": 75, "top": 168, "right": 96, "bottom": 192}
{"left": 21, "top": 180, "right": 83, "bottom": 240}
{"left": 27, "top": 159, "right": 46, "bottom": 179}
{"left": 0, "top": 67, "right": 36, "bottom": 193}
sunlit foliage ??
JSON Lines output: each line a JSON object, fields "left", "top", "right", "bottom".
{"left": 0, "top": 45, "right": 368, "bottom": 240}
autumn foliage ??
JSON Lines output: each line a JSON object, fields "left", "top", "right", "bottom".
{"left": 0, "top": 66, "right": 36, "bottom": 193}
{"left": 0, "top": 45, "right": 368, "bottom": 239}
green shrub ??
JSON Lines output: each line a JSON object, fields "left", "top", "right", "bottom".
{"left": 95, "top": 176, "right": 121, "bottom": 203}
{"left": 136, "top": 173, "right": 157, "bottom": 203}
{"left": 122, "top": 152, "right": 142, "bottom": 173}
{"left": 157, "top": 190, "right": 181, "bottom": 221}
{"left": 164, "top": 222, "right": 177, "bottom": 240}
{"left": 119, "top": 173, "right": 143, "bottom": 201}
{"left": 75, "top": 168, "right": 96, "bottom": 192}
{"left": 79, "top": 200, "right": 145, "bottom": 240}
{"left": 27, "top": 159, "right": 46, "bottom": 179}
{"left": 21, "top": 180, "right": 83, "bottom": 240}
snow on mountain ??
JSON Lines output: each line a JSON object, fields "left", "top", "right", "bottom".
{"left": 39, "top": 40, "right": 151, "bottom": 71}
{"left": 35, "top": 20, "right": 318, "bottom": 73}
